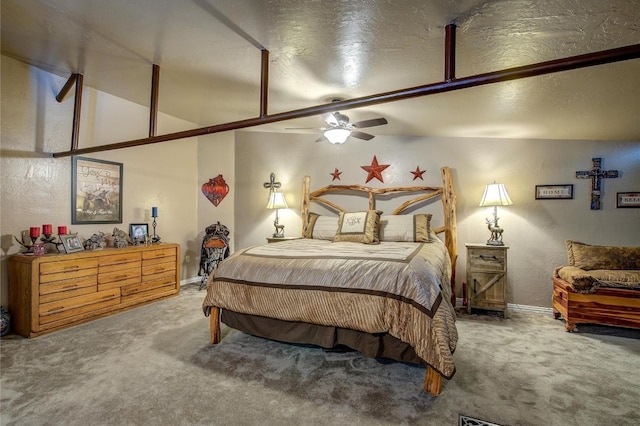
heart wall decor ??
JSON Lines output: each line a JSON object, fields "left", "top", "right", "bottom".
{"left": 202, "top": 174, "right": 229, "bottom": 207}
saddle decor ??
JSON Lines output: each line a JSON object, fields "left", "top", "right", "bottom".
{"left": 202, "top": 174, "right": 229, "bottom": 207}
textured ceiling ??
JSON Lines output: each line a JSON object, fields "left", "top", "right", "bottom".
{"left": 2, "top": 0, "right": 639, "bottom": 143}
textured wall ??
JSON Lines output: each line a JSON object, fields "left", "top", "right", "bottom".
{"left": 234, "top": 130, "right": 640, "bottom": 308}
{"left": 0, "top": 56, "right": 201, "bottom": 305}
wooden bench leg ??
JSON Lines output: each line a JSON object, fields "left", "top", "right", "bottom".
{"left": 424, "top": 366, "right": 442, "bottom": 395}
{"left": 210, "top": 307, "right": 221, "bottom": 344}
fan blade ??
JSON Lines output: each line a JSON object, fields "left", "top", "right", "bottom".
{"left": 352, "top": 117, "right": 388, "bottom": 128}
{"left": 322, "top": 112, "right": 339, "bottom": 126}
{"left": 350, "top": 131, "right": 375, "bottom": 141}
{"left": 315, "top": 135, "right": 329, "bottom": 143}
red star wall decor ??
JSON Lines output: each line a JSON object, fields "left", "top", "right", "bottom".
{"left": 330, "top": 168, "right": 342, "bottom": 181}
{"left": 361, "top": 155, "right": 390, "bottom": 183}
{"left": 411, "top": 166, "right": 426, "bottom": 180}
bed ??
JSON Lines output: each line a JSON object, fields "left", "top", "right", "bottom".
{"left": 203, "top": 167, "right": 458, "bottom": 395}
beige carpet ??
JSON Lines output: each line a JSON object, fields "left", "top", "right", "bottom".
{"left": 1, "top": 284, "right": 639, "bottom": 426}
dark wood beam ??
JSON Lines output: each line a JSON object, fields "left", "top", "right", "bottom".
{"left": 56, "top": 74, "right": 78, "bottom": 102}
{"left": 149, "top": 64, "right": 160, "bottom": 137}
{"left": 260, "top": 49, "right": 269, "bottom": 118}
{"left": 70, "top": 73, "right": 84, "bottom": 151}
{"left": 445, "top": 23, "right": 456, "bottom": 82}
{"left": 52, "top": 43, "right": 640, "bottom": 158}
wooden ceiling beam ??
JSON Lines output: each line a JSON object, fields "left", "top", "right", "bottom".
{"left": 51, "top": 39, "right": 640, "bottom": 158}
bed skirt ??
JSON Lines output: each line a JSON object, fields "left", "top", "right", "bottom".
{"left": 221, "top": 309, "right": 425, "bottom": 365}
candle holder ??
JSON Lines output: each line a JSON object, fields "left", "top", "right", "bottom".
{"left": 14, "top": 234, "right": 39, "bottom": 253}
{"left": 151, "top": 208, "right": 161, "bottom": 243}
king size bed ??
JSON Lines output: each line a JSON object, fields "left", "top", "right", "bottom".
{"left": 202, "top": 167, "right": 458, "bottom": 395}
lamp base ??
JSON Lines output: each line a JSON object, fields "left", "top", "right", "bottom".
{"left": 486, "top": 239, "right": 505, "bottom": 246}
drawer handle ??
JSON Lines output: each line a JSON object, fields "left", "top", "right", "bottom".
{"left": 47, "top": 306, "right": 64, "bottom": 313}
{"left": 63, "top": 284, "right": 78, "bottom": 290}
{"left": 63, "top": 266, "right": 79, "bottom": 271}
{"left": 479, "top": 255, "right": 498, "bottom": 260}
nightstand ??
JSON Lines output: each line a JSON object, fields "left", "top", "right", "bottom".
{"left": 266, "top": 236, "right": 300, "bottom": 243}
{"left": 465, "top": 243, "right": 508, "bottom": 317}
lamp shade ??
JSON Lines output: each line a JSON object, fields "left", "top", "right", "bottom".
{"left": 479, "top": 183, "right": 513, "bottom": 207}
{"left": 266, "top": 191, "right": 288, "bottom": 210}
{"left": 324, "top": 128, "right": 351, "bottom": 144}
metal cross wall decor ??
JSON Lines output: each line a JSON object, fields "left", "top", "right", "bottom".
{"left": 575, "top": 157, "right": 619, "bottom": 210}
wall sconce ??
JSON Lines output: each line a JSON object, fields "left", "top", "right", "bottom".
{"left": 263, "top": 173, "right": 288, "bottom": 238}
{"left": 479, "top": 182, "right": 513, "bottom": 246}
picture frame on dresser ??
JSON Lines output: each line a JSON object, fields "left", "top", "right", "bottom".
{"left": 129, "top": 223, "right": 149, "bottom": 241}
{"left": 72, "top": 156, "right": 123, "bottom": 224}
{"left": 60, "top": 234, "right": 84, "bottom": 253}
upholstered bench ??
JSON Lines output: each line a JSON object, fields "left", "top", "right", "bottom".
{"left": 552, "top": 240, "right": 640, "bottom": 332}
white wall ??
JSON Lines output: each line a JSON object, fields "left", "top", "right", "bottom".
{"left": 234, "top": 130, "right": 640, "bottom": 308}
{"left": 0, "top": 55, "right": 202, "bottom": 305}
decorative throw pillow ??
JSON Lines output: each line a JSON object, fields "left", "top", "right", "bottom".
{"left": 566, "top": 240, "right": 640, "bottom": 270}
{"left": 303, "top": 213, "right": 339, "bottom": 240}
{"left": 379, "top": 214, "right": 433, "bottom": 242}
{"left": 334, "top": 210, "right": 382, "bottom": 244}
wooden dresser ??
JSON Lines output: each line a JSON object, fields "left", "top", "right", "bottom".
{"left": 8, "top": 243, "right": 180, "bottom": 338}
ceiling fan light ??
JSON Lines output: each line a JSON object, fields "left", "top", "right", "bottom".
{"left": 324, "top": 128, "right": 351, "bottom": 144}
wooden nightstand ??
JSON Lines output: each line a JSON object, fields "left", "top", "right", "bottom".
{"left": 266, "top": 236, "right": 300, "bottom": 243}
{"left": 465, "top": 243, "right": 508, "bottom": 317}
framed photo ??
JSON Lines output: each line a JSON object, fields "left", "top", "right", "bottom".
{"left": 72, "top": 156, "right": 123, "bottom": 224}
{"left": 535, "top": 184, "right": 573, "bottom": 200}
{"left": 60, "top": 234, "right": 84, "bottom": 253}
{"left": 129, "top": 223, "right": 149, "bottom": 241}
{"left": 616, "top": 192, "right": 640, "bottom": 208}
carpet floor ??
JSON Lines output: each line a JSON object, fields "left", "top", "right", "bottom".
{"left": 1, "top": 284, "right": 639, "bottom": 425}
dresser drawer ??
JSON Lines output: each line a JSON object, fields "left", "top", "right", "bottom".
{"left": 98, "top": 266, "right": 142, "bottom": 290}
{"left": 99, "top": 252, "right": 141, "bottom": 267}
{"left": 38, "top": 288, "right": 121, "bottom": 325}
{"left": 40, "top": 258, "right": 99, "bottom": 275}
{"left": 142, "top": 260, "right": 176, "bottom": 276}
{"left": 39, "top": 275, "right": 98, "bottom": 304}
{"left": 143, "top": 247, "right": 176, "bottom": 261}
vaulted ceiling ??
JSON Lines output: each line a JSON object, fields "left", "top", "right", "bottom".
{"left": 2, "top": 0, "right": 640, "bottom": 144}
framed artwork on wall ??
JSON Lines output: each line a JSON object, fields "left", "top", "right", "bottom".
{"left": 535, "top": 184, "right": 573, "bottom": 200}
{"left": 72, "top": 156, "right": 123, "bottom": 224}
{"left": 616, "top": 192, "right": 640, "bottom": 208}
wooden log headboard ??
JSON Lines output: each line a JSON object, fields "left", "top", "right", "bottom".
{"left": 300, "top": 166, "right": 458, "bottom": 303}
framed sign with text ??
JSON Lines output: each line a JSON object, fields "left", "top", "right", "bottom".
{"left": 535, "top": 184, "right": 573, "bottom": 200}
{"left": 616, "top": 192, "right": 640, "bottom": 208}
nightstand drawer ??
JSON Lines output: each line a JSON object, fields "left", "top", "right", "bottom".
{"left": 468, "top": 249, "right": 506, "bottom": 272}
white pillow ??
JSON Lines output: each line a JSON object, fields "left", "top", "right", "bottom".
{"left": 379, "top": 214, "right": 432, "bottom": 242}
{"left": 303, "top": 213, "right": 338, "bottom": 240}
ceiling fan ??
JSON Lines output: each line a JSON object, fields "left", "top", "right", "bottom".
{"left": 288, "top": 112, "right": 388, "bottom": 144}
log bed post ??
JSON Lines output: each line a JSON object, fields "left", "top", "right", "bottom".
{"left": 425, "top": 366, "right": 443, "bottom": 395}
{"left": 210, "top": 307, "right": 221, "bottom": 344}
{"left": 440, "top": 166, "right": 458, "bottom": 305}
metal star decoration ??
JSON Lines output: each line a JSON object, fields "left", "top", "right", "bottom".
{"left": 411, "top": 166, "right": 426, "bottom": 180}
{"left": 330, "top": 168, "right": 342, "bottom": 181}
{"left": 361, "top": 155, "right": 390, "bottom": 183}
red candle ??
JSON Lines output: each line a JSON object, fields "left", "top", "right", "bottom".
{"left": 30, "top": 227, "right": 40, "bottom": 238}
{"left": 43, "top": 224, "right": 53, "bottom": 235}
{"left": 58, "top": 226, "right": 68, "bottom": 235}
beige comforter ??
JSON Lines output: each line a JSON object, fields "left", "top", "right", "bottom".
{"left": 203, "top": 238, "right": 457, "bottom": 378}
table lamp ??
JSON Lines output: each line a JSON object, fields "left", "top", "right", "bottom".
{"left": 479, "top": 182, "right": 513, "bottom": 246}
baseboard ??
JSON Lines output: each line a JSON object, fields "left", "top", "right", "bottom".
{"left": 181, "top": 276, "right": 201, "bottom": 286}
{"left": 455, "top": 298, "right": 553, "bottom": 315}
